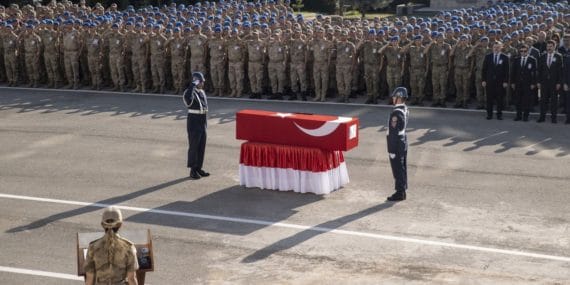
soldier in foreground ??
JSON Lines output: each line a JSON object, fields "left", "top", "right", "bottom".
{"left": 84, "top": 207, "right": 138, "bottom": 285}
{"left": 386, "top": 87, "right": 409, "bottom": 202}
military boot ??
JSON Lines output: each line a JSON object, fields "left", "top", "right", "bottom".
{"left": 387, "top": 191, "right": 406, "bottom": 202}
{"left": 288, "top": 93, "right": 298, "bottom": 101}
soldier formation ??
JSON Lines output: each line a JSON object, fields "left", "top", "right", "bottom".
{"left": 1, "top": 0, "right": 570, "bottom": 122}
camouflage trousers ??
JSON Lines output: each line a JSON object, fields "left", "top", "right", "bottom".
{"left": 268, "top": 61, "right": 286, "bottom": 94}
{"left": 24, "top": 53, "right": 40, "bottom": 85}
{"left": 63, "top": 50, "right": 80, "bottom": 87}
{"left": 475, "top": 68, "right": 486, "bottom": 106}
{"left": 228, "top": 61, "right": 244, "bottom": 97}
{"left": 431, "top": 65, "right": 448, "bottom": 101}
{"left": 290, "top": 62, "right": 307, "bottom": 93}
{"left": 248, "top": 61, "right": 264, "bottom": 94}
{"left": 410, "top": 68, "right": 426, "bottom": 102}
{"left": 336, "top": 64, "right": 352, "bottom": 99}
{"left": 150, "top": 55, "right": 165, "bottom": 91}
{"left": 210, "top": 61, "right": 226, "bottom": 95}
{"left": 171, "top": 56, "right": 186, "bottom": 92}
{"left": 313, "top": 62, "right": 329, "bottom": 101}
{"left": 3, "top": 54, "right": 18, "bottom": 85}
{"left": 454, "top": 67, "right": 471, "bottom": 104}
{"left": 386, "top": 66, "right": 402, "bottom": 95}
{"left": 131, "top": 54, "right": 147, "bottom": 92}
{"left": 87, "top": 55, "right": 101, "bottom": 89}
{"left": 364, "top": 64, "right": 380, "bottom": 99}
{"left": 109, "top": 53, "right": 125, "bottom": 88}
{"left": 44, "top": 52, "right": 60, "bottom": 87}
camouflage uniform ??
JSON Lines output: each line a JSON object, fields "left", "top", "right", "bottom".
{"left": 453, "top": 44, "right": 472, "bottom": 107}
{"left": 335, "top": 38, "right": 356, "bottom": 102}
{"left": 226, "top": 36, "right": 246, "bottom": 97}
{"left": 360, "top": 39, "right": 382, "bottom": 103}
{"left": 63, "top": 28, "right": 81, "bottom": 89}
{"left": 267, "top": 37, "right": 288, "bottom": 98}
{"left": 149, "top": 32, "right": 167, "bottom": 93}
{"left": 208, "top": 35, "right": 227, "bottom": 96}
{"left": 288, "top": 36, "right": 308, "bottom": 100}
{"left": 168, "top": 36, "right": 188, "bottom": 94}
{"left": 23, "top": 31, "right": 42, "bottom": 87}
{"left": 310, "top": 37, "right": 333, "bottom": 101}
{"left": 428, "top": 42, "right": 451, "bottom": 106}
{"left": 407, "top": 44, "right": 428, "bottom": 104}
{"left": 247, "top": 35, "right": 266, "bottom": 98}
{"left": 39, "top": 29, "right": 60, "bottom": 88}
{"left": 3, "top": 31, "right": 19, "bottom": 86}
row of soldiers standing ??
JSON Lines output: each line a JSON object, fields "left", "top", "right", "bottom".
{"left": 1, "top": 19, "right": 570, "bottom": 113}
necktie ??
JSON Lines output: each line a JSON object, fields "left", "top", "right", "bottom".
{"left": 521, "top": 57, "right": 526, "bottom": 67}
{"left": 495, "top": 54, "right": 498, "bottom": 65}
{"left": 548, "top": 54, "right": 552, "bottom": 67}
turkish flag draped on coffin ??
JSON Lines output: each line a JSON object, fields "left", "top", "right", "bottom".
{"left": 236, "top": 110, "right": 359, "bottom": 195}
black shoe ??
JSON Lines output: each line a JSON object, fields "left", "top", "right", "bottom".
{"left": 337, "top": 97, "right": 348, "bottom": 103}
{"left": 552, "top": 118, "right": 557, "bottom": 124}
{"left": 196, "top": 169, "right": 210, "bottom": 177}
{"left": 523, "top": 116, "right": 529, "bottom": 122}
{"left": 537, "top": 117, "right": 545, "bottom": 123}
{"left": 189, "top": 170, "right": 201, "bottom": 180}
{"left": 387, "top": 191, "right": 406, "bottom": 202}
{"left": 453, "top": 103, "right": 463, "bottom": 108}
{"left": 514, "top": 116, "right": 521, "bottom": 121}
{"left": 565, "top": 120, "right": 570, "bottom": 124}
{"left": 431, "top": 102, "right": 440, "bottom": 107}
{"left": 248, "top": 93, "right": 257, "bottom": 99}
{"left": 301, "top": 92, "right": 308, "bottom": 101}
{"left": 365, "top": 98, "right": 374, "bottom": 104}
{"left": 497, "top": 115, "right": 503, "bottom": 120}
{"left": 476, "top": 105, "right": 485, "bottom": 110}
{"left": 486, "top": 115, "right": 492, "bottom": 120}
{"left": 269, "top": 93, "right": 283, "bottom": 100}
{"left": 440, "top": 102, "right": 447, "bottom": 108}
{"left": 288, "top": 93, "right": 298, "bottom": 101}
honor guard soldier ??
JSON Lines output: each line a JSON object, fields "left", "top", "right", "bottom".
{"left": 84, "top": 207, "right": 139, "bottom": 285}
{"left": 386, "top": 87, "right": 409, "bottom": 202}
{"left": 184, "top": 72, "right": 210, "bottom": 180}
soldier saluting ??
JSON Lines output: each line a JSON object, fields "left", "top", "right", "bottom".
{"left": 386, "top": 87, "right": 409, "bottom": 202}
{"left": 184, "top": 72, "right": 210, "bottom": 180}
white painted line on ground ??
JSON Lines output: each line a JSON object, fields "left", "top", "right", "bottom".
{"left": 0, "top": 265, "right": 82, "bottom": 281}
{"left": 525, "top": 138, "right": 552, "bottom": 149}
{"left": 2, "top": 193, "right": 570, "bottom": 263}
{"left": 1, "top": 86, "right": 551, "bottom": 116}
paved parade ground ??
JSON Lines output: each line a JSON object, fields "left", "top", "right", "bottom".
{"left": 1, "top": 88, "right": 569, "bottom": 284}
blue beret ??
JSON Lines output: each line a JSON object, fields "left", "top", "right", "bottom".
{"left": 480, "top": 36, "right": 489, "bottom": 42}
{"left": 413, "top": 35, "right": 422, "bottom": 40}
{"left": 390, "top": 36, "right": 400, "bottom": 41}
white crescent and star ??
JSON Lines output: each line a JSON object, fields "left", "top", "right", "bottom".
{"left": 273, "top": 113, "right": 352, "bottom": 137}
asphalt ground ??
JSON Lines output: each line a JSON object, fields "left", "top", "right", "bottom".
{"left": 0, "top": 87, "right": 569, "bottom": 284}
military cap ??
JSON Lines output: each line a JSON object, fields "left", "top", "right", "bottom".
{"left": 101, "top": 207, "right": 123, "bottom": 229}
{"left": 459, "top": 34, "right": 468, "bottom": 40}
{"left": 413, "top": 35, "right": 422, "bottom": 40}
{"left": 391, "top": 87, "right": 408, "bottom": 98}
{"left": 214, "top": 26, "right": 222, "bottom": 32}
{"left": 480, "top": 36, "right": 489, "bottom": 42}
{"left": 390, "top": 35, "right": 399, "bottom": 42}
{"left": 376, "top": 30, "right": 385, "bottom": 36}
{"left": 368, "top": 29, "right": 376, "bottom": 35}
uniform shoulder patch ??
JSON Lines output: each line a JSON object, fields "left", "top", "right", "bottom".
{"left": 391, "top": 116, "right": 398, "bottom": 128}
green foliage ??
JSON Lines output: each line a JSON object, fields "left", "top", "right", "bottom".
{"left": 291, "top": 0, "right": 304, "bottom": 13}
{"left": 303, "top": 0, "right": 336, "bottom": 14}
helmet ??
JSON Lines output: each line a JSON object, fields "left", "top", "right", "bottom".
{"left": 192, "top": 72, "right": 205, "bottom": 82}
{"left": 101, "top": 207, "right": 123, "bottom": 229}
{"left": 391, "top": 87, "right": 408, "bottom": 99}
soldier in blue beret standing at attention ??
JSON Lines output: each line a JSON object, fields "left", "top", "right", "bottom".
{"left": 386, "top": 87, "right": 409, "bottom": 202}
{"left": 184, "top": 72, "right": 210, "bottom": 180}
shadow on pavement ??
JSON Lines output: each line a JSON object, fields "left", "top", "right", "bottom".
{"left": 241, "top": 202, "right": 394, "bottom": 263}
{"left": 126, "top": 185, "right": 322, "bottom": 236}
{"left": 5, "top": 177, "right": 190, "bottom": 233}
{"left": 1, "top": 88, "right": 568, "bottom": 157}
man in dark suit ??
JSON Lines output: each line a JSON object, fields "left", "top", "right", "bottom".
{"left": 482, "top": 41, "right": 510, "bottom": 120}
{"left": 537, "top": 40, "right": 563, "bottom": 123}
{"left": 559, "top": 35, "right": 570, "bottom": 124}
{"left": 183, "top": 72, "right": 210, "bottom": 179}
{"left": 511, "top": 44, "right": 538, "bottom": 122}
